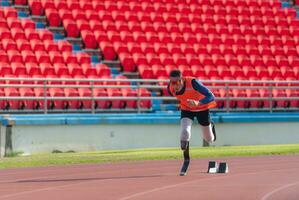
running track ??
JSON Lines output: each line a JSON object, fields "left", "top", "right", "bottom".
{"left": 0, "top": 155, "right": 299, "bottom": 200}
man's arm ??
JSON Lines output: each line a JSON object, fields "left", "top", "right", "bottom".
{"left": 167, "top": 83, "right": 174, "bottom": 96}
{"left": 191, "top": 79, "right": 215, "bottom": 104}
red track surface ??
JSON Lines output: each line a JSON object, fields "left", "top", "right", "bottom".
{"left": 0, "top": 155, "right": 299, "bottom": 200}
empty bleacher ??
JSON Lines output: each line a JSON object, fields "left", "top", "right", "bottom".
{"left": 0, "top": 0, "right": 298, "bottom": 112}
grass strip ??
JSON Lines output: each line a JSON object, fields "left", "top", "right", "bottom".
{"left": 1, "top": 144, "right": 299, "bottom": 169}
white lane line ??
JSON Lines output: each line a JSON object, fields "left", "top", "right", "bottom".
{"left": 119, "top": 167, "right": 299, "bottom": 200}
{"left": 261, "top": 181, "right": 299, "bottom": 200}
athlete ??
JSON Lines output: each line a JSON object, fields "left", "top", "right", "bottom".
{"left": 167, "top": 70, "right": 217, "bottom": 176}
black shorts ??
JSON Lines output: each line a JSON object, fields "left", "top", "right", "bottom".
{"left": 180, "top": 109, "right": 211, "bottom": 126}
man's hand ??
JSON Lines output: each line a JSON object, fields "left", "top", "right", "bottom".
{"left": 187, "top": 99, "right": 200, "bottom": 107}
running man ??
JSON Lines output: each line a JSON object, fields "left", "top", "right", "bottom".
{"left": 167, "top": 70, "right": 217, "bottom": 176}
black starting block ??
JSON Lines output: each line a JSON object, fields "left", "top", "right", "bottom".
{"left": 218, "top": 162, "right": 229, "bottom": 173}
{"left": 207, "top": 161, "right": 218, "bottom": 173}
{"left": 207, "top": 161, "right": 229, "bottom": 173}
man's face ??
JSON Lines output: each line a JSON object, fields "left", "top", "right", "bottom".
{"left": 170, "top": 76, "right": 183, "bottom": 92}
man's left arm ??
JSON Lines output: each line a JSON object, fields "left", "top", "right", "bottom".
{"left": 191, "top": 79, "right": 215, "bottom": 104}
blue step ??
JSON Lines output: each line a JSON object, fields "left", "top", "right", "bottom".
{"left": 163, "top": 104, "right": 178, "bottom": 111}
{"left": 1, "top": 1, "right": 10, "bottom": 6}
{"left": 72, "top": 44, "right": 81, "bottom": 52}
{"left": 54, "top": 33, "right": 64, "bottom": 40}
{"left": 91, "top": 55, "right": 99, "bottom": 63}
{"left": 35, "top": 22, "right": 45, "bottom": 29}
{"left": 18, "top": 11, "right": 27, "bottom": 18}
{"left": 110, "top": 67, "right": 118, "bottom": 75}
{"left": 281, "top": 1, "right": 290, "bottom": 8}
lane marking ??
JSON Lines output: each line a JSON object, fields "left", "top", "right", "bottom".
{"left": 119, "top": 167, "right": 299, "bottom": 200}
{"left": 261, "top": 181, "right": 299, "bottom": 200}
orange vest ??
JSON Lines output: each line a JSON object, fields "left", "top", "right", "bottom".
{"left": 169, "top": 77, "right": 217, "bottom": 111}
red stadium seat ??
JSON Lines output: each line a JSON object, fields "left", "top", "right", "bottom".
{"left": 64, "top": 88, "right": 80, "bottom": 109}
{"left": 19, "top": 88, "right": 36, "bottom": 110}
{"left": 25, "top": 29, "right": 39, "bottom": 41}
{"left": 272, "top": 89, "right": 287, "bottom": 108}
{"left": 81, "top": 30, "right": 97, "bottom": 49}
{"left": 40, "top": 63, "right": 55, "bottom": 76}
{"left": 54, "top": 0, "right": 67, "bottom": 10}
{"left": 119, "top": 52, "right": 136, "bottom": 72}
{"left": 8, "top": 50, "right": 23, "bottom": 63}
{"left": 36, "top": 51, "right": 51, "bottom": 64}
{"left": 99, "top": 41, "right": 116, "bottom": 60}
{"left": 53, "top": 63, "right": 68, "bottom": 76}
{"left": 138, "top": 64, "right": 154, "bottom": 79}
{"left": 285, "top": 89, "right": 299, "bottom": 108}
{"left": 3, "top": 87, "right": 20, "bottom": 110}
{"left": 11, "top": 28, "right": 26, "bottom": 40}
{"left": 48, "top": 88, "right": 66, "bottom": 110}
{"left": 76, "top": 52, "right": 91, "bottom": 65}
{"left": 137, "top": 88, "right": 152, "bottom": 108}
{"left": 63, "top": 19, "right": 79, "bottom": 37}
{"left": 21, "top": 50, "right": 37, "bottom": 63}
{"left": 38, "top": 29, "right": 53, "bottom": 41}
{"left": 57, "top": 40, "right": 72, "bottom": 52}
{"left": 41, "top": 0, "right": 55, "bottom": 9}
{"left": 28, "top": 0, "right": 44, "bottom": 15}
{"left": 25, "top": 62, "right": 41, "bottom": 75}
{"left": 44, "top": 40, "right": 59, "bottom": 52}
{"left": 32, "top": 87, "right": 47, "bottom": 109}
{"left": 62, "top": 51, "right": 77, "bottom": 64}
{"left": 45, "top": 8, "right": 61, "bottom": 27}
{"left": 3, "top": 7, "right": 18, "bottom": 18}
{"left": 67, "top": 63, "right": 84, "bottom": 76}
{"left": 152, "top": 64, "right": 167, "bottom": 78}
{"left": 21, "top": 18, "right": 36, "bottom": 30}
{"left": 30, "top": 39, "right": 45, "bottom": 52}
{"left": 246, "top": 89, "right": 262, "bottom": 108}
{"left": 76, "top": 88, "right": 91, "bottom": 109}
{"left": 93, "top": 88, "right": 110, "bottom": 109}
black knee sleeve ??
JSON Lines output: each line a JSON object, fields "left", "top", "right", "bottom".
{"left": 180, "top": 140, "right": 189, "bottom": 151}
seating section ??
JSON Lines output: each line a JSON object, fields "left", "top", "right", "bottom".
{"left": 2, "top": 0, "right": 299, "bottom": 110}
{"left": 0, "top": 5, "right": 152, "bottom": 110}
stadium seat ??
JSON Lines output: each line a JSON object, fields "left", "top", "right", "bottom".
{"left": 28, "top": 0, "right": 44, "bottom": 15}
{"left": 121, "top": 88, "right": 138, "bottom": 109}
{"left": 93, "top": 88, "right": 110, "bottom": 109}
{"left": 19, "top": 88, "right": 36, "bottom": 110}
{"left": 67, "top": 63, "right": 84, "bottom": 77}
{"left": 45, "top": 8, "right": 61, "bottom": 27}
{"left": 81, "top": 30, "right": 97, "bottom": 49}
{"left": 136, "top": 88, "right": 152, "bottom": 108}
{"left": 63, "top": 19, "right": 79, "bottom": 37}
{"left": 78, "top": 88, "right": 92, "bottom": 109}
{"left": 25, "top": 62, "right": 41, "bottom": 76}
{"left": 64, "top": 88, "right": 80, "bottom": 109}
{"left": 48, "top": 88, "right": 67, "bottom": 109}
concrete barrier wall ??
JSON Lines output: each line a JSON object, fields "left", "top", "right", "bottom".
{"left": 7, "top": 121, "right": 299, "bottom": 155}
{"left": 1, "top": 112, "right": 299, "bottom": 155}
{"left": 0, "top": 126, "right": 6, "bottom": 157}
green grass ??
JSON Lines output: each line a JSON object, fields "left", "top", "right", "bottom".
{"left": 1, "top": 144, "right": 299, "bottom": 169}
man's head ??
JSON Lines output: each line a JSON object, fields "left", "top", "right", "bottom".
{"left": 169, "top": 70, "right": 184, "bottom": 92}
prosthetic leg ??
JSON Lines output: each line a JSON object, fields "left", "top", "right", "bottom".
{"left": 179, "top": 140, "right": 190, "bottom": 176}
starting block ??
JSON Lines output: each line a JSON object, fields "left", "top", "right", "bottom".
{"left": 218, "top": 162, "right": 229, "bottom": 173}
{"left": 207, "top": 161, "right": 218, "bottom": 173}
{"left": 207, "top": 161, "right": 229, "bottom": 174}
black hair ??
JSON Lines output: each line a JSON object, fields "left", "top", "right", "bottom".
{"left": 169, "top": 69, "right": 182, "bottom": 78}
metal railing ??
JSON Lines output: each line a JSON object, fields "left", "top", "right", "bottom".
{"left": 0, "top": 77, "right": 298, "bottom": 113}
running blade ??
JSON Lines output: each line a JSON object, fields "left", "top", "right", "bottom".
{"left": 179, "top": 159, "right": 190, "bottom": 176}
